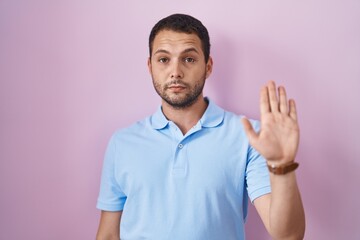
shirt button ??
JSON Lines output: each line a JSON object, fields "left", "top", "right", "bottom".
{"left": 178, "top": 144, "right": 184, "bottom": 149}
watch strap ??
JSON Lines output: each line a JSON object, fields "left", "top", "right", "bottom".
{"left": 267, "top": 162, "right": 299, "bottom": 175}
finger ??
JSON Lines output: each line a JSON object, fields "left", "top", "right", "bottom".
{"left": 289, "top": 99, "right": 298, "bottom": 121}
{"left": 260, "top": 86, "right": 270, "bottom": 116}
{"left": 241, "top": 117, "right": 259, "bottom": 146}
{"left": 267, "top": 81, "right": 279, "bottom": 113}
{"left": 278, "top": 86, "right": 288, "bottom": 113}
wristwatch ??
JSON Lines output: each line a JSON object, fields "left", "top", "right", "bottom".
{"left": 267, "top": 162, "right": 299, "bottom": 175}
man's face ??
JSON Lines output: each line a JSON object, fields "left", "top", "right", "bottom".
{"left": 148, "top": 30, "right": 213, "bottom": 109}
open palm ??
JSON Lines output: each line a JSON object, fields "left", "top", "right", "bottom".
{"left": 241, "top": 81, "right": 299, "bottom": 165}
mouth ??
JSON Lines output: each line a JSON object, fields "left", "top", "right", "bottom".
{"left": 167, "top": 84, "right": 186, "bottom": 93}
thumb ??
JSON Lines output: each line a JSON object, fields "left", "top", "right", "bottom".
{"left": 241, "top": 117, "right": 258, "bottom": 145}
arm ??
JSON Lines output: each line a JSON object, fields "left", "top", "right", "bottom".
{"left": 96, "top": 210, "right": 122, "bottom": 240}
{"left": 242, "top": 81, "right": 305, "bottom": 239}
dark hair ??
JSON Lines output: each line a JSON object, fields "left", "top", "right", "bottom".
{"left": 149, "top": 13, "right": 211, "bottom": 62}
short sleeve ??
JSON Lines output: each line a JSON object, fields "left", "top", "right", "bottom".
{"left": 96, "top": 134, "right": 126, "bottom": 211}
{"left": 245, "top": 120, "right": 271, "bottom": 203}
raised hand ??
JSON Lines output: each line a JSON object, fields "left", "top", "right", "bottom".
{"left": 241, "top": 81, "right": 299, "bottom": 165}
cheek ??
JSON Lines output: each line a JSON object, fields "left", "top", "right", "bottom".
{"left": 194, "top": 67, "right": 207, "bottom": 78}
{"left": 152, "top": 66, "right": 168, "bottom": 78}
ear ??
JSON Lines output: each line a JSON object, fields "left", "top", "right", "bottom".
{"left": 147, "top": 57, "right": 152, "bottom": 74}
{"left": 205, "top": 56, "right": 213, "bottom": 79}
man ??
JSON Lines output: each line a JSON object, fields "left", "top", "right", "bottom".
{"left": 96, "top": 14, "right": 305, "bottom": 240}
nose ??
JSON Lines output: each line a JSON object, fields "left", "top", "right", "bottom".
{"left": 170, "top": 60, "right": 184, "bottom": 79}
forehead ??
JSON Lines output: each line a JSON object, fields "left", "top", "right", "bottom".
{"left": 152, "top": 30, "right": 203, "bottom": 54}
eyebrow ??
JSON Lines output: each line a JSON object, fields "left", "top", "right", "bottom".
{"left": 183, "top": 47, "right": 200, "bottom": 54}
{"left": 153, "top": 47, "right": 200, "bottom": 56}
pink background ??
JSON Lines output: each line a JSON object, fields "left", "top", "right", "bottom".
{"left": 1, "top": 1, "right": 359, "bottom": 239}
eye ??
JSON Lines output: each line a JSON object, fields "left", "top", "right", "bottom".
{"left": 184, "top": 57, "right": 195, "bottom": 63}
{"left": 158, "top": 57, "right": 169, "bottom": 63}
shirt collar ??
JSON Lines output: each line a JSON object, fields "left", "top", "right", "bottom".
{"left": 200, "top": 98, "right": 225, "bottom": 128}
{"left": 150, "top": 105, "right": 170, "bottom": 130}
{"left": 150, "top": 97, "right": 225, "bottom": 130}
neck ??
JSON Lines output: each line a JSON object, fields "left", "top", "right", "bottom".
{"left": 162, "top": 96, "right": 208, "bottom": 135}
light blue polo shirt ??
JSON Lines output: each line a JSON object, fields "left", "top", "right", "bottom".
{"left": 97, "top": 98, "right": 271, "bottom": 240}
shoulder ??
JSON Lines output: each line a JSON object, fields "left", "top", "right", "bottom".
{"left": 109, "top": 116, "right": 152, "bottom": 144}
{"left": 206, "top": 100, "right": 260, "bottom": 137}
{"left": 222, "top": 109, "right": 260, "bottom": 132}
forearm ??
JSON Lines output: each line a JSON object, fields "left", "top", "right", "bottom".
{"left": 96, "top": 210, "right": 122, "bottom": 240}
{"left": 268, "top": 171, "right": 305, "bottom": 239}
{"left": 96, "top": 232, "right": 120, "bottom": 240}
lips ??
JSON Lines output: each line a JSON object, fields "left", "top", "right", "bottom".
{"left": 166, "top": 82, "right": 186, "bottom": 88}
{"left": 168, "top": 84, "right": 185, "bottom": 88}
{"left": 168, "top": 85, "right": 186, "bottom": 93}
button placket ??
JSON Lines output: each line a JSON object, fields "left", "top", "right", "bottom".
{"left": 172, "top": 139, "right": 188, "bottom": 177}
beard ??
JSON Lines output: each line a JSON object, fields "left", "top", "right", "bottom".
{"left": 152, "top": 75, "right": 206, "bottom": 109}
